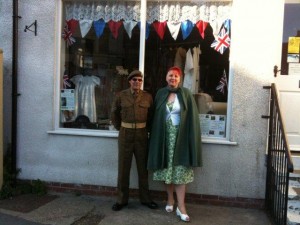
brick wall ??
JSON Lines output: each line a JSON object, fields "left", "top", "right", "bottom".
{"left": 38, "top": 181, "right": 265, "bottom": 209}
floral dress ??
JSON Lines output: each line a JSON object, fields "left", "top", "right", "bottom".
{"left": 153, "top": 94, "right": 194, "bottom": 184}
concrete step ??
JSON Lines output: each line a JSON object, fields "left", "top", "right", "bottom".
{"left": 291, "top": 152, "right": 300, "bottom": 171}
{"left": 288, "top": 178, "right": 300, "bottom": 225}
{"left": 289, "top": 179, "right": 300, "bottom": 200}
{"left": 287, "top": 200, "right": 300, "bottom": 225}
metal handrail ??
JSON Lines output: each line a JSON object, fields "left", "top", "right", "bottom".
{"left": 265, "top": 83, "right": 294, "bottom": 225}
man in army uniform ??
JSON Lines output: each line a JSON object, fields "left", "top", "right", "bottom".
{"left": 111, "top": 70, "right": 158, "bottom": 211}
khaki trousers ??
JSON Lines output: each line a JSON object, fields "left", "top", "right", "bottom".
{"left": 117, "top": 127, "right": 151, "bottom": 204}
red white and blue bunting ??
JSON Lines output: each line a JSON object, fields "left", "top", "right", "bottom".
{"left": 63, "top": 1, "right": 232, "bottom": 53}
{"left": 210, "top": 23, "right": 231, "bottom": 54}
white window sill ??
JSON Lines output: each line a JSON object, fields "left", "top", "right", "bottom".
{"left": 47, "top": 128, "right": 119, "bottom": 138}
{"left": 48, "top": 129, "right": 238, "bottom": 145}
{"left": 202, "top": 137, "right": 237, "bottom": 145}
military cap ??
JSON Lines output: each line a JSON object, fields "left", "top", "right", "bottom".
{"left": 127, "top": 70, "right": 143, "bottom": 81}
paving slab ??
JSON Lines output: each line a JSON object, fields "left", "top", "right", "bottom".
{"left": 0, "top": 192, "right": 273, "bottom": 225}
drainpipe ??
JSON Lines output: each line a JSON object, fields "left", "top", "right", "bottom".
{"left": 12, "top": 0, "right": 20, "bottom": 185}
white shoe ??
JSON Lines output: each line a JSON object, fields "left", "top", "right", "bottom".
{"left": 165, "top": 204, "right": 174, "bottom": 212}
{"left": 176, "top": 207, "right": 190, "bottom": 222}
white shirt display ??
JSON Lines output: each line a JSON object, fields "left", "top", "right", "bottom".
{"left": 70, "top": 75, "right": 100, "bottom": 123}
{"left": 183, "top": 46, "right": 201, "bottom": 94}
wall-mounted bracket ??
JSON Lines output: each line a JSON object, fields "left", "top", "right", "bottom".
{"left": 24, "top": 20, "right": 37, "bottom": 36}
{"left": 273, "top": 65, "right": 281, "bottom": 77}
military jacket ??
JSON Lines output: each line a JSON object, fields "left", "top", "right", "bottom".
{"left": 111, "top": 88, "right": 153, "bottom": 130}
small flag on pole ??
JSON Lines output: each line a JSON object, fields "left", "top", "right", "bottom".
{"left": 216, "top": 70, "right": 228, "bottom": 94}
{"left": 63, "top": 69, "right": 73, "bottom": 89}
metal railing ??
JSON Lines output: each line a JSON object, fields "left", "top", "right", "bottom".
{"left": 265, "top": 83, "right": 294, "bottom": 225}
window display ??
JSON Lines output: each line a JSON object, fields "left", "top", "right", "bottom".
{"left": 60, "top": 0, "right": 232, "bottom": 137}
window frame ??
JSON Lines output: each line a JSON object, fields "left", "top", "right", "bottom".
{"left": 49, "top": 0, "right": 237, "bottom": 145}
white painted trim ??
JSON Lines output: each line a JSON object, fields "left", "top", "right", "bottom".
{"left": 139, "top": 0, "right": 146, "bottom": 90}
{"left": 48, "top": 129, "right": 119, "bottom": 138}
{"left": 202, "top": 138, "right": 237, "bottom": 145}
{"left": 54, "top": 0, "right": 63, "bottom": 131}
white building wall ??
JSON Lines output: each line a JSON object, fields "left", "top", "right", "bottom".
{"left": 0, "top": 1, "right": 13, "bottom": 152}
{"left": 0, "top": 0, "right": 285, "bottom": 199}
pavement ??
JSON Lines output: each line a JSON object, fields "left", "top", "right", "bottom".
{"left": 0, "top": 191, "right": 273, "bottom": 225}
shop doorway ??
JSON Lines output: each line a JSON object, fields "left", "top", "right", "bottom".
{"left": 276, "top": 1, "right": 300, "bottom": 153}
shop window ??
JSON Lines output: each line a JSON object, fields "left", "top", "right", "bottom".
{"left": 59, "top": 0, "right": 232, "bottom": 139}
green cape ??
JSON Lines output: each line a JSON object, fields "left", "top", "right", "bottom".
{"left": 147, "top": 87, "right": 202, "bottom": 170}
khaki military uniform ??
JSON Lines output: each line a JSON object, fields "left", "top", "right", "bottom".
{"left": 111, "top": 88, "right": 153, "bottom": 204}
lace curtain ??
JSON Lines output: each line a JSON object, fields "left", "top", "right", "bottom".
{"left": 65, "top": 1, "right": 232, "bottom": 24}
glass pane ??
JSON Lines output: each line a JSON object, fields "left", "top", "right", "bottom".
{"left": 60, "top": 1, "right": 141, "bottom": 130}
{"left": 281, "top": 2, "right": 300, "bottom": 75}
{"left": 144, "top": 1, "right": 231, "bottom": 138}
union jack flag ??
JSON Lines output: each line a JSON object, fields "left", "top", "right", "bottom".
{"left": 63, "top": 72, "right": 72, "bottom": 89}
{"left": 211, "top": 28, "right": 230, "bottom": 54}
{"left": 62, "top": 23, "right": 75, "bottom": 47}
{"left": 216, "top": 70, "right": 228, "bottom": 94}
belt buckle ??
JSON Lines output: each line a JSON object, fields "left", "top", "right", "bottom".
{"left": 132, "top": 123, "right": 136, "bottom": 129}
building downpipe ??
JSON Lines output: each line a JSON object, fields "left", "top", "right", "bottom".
{"left": 12, "top": 0, "right": 20, "bottom": 185}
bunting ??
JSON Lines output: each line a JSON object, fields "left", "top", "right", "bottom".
{"left": 63, "top": 18, "right": 230, "bottom": 42}
{"left": 195, "top": 20, "right": 208, "bottom": 39}
{"left": 152, "top": 21, "right": 167, "bottom": 40}
{"left": 66, "top": 19, "right": 78, "bottom": 35}
{"left": 223, "top": 19, "right": 231, "bottom": 35}
{"left": 79, "top": 19, "right": 93, "bottom": 38}
{"left": 137, "top": 22, "right": 150, "bottom": 40}
{"left": 181, "top": 20, "right": 194, "bottom": 40}
{"left": 210, "top": 27, "right": 230, "bottom": 54}
{"left": 108, "top": 20, "right": 123, "bottom": 39}
{"left": 123, "top": 20, "right": 138, "bottom": 38}
{"left": 62, "top": 22, "right": 75, "bottom": 47}
{"left": 94, "top": 19, "right": 106, "bottom": 38}
{"left": 167, "top": 21, "right": 181, "bottom": 40}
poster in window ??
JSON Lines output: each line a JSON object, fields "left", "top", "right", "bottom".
{"left": 287, "top": 54, "right": 300, "bottom": 63}
{"left": 200, "top": 114, "right": 226, "bottom": 138}
{"left": 289, "top": 63, "right": 300, "bottom": 75}
{"left": 288, "top": 37, "right": 300, "bottom": 54}
{"left": 60, "top": 89, "right": 75, "bottom": 110}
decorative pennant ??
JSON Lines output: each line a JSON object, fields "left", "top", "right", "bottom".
{"left": 167, "top": 21, "right": 181, "bottom": 40}
{"left": 137, "top": 22, "right": 150, "bottom": 40}
{"left": 195, "top": 20, "right": 208, "bottom": 39}
{"left": 66, "top": 19, "right": 79, "bottom": 35}
{"left": 152, "top": 21, "right": 167, "bottom": 40}
{"left": 94, "top": 19, "right": 106, "bottom": 38}
{"left": 62, "top": 23, "right": 75, "bottom": 47}
{"left": 79, "top": 19, "right": 93, "bottom": 38}
{"left": 108, "top": 20, "right": 123, "bottom": 39}
{"left": 123, "top": 20, "right": 138, "bottom": 38}
{"left": 211, "top": 28, "right": 231, "bottom": 54}
{"left": 181, "top": 20, "right": 194, "bottom": 40}
{"left": 216, "top": 70, "right": 228, "bottom": 94}
{"left": 223, "top": 19, "right": 231, "bottom": 34}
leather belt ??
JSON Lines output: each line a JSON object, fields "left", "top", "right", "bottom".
{"left": 121, "top": 122, "right": 146, "bottom": 129}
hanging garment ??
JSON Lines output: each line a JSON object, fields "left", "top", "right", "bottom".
{"left": 174, "top": 47, "right": 187, "bottom": 73}
{"left": 183, "top": 46, "right": 201, "bottom": 94}
{"left": 70, "top": 75, "right": 100, "bottom": 123}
